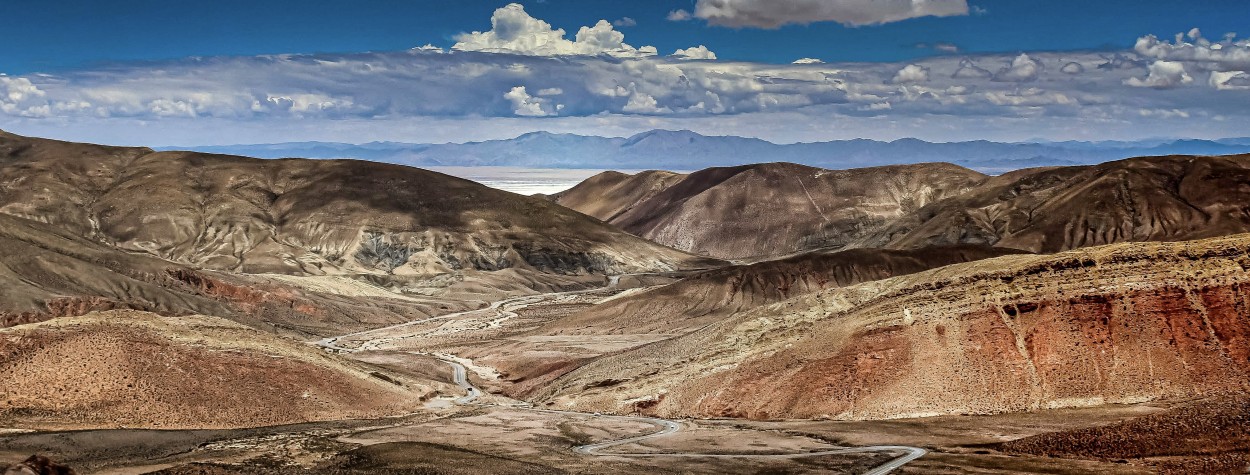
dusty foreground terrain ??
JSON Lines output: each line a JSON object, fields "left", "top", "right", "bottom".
{"left": 5, "top": 272, "right": 1242, "bottom": 473}
{"left": 0, "top": 263, "right": 1245, "bottom": 472}
{"left": 0, "top": 399, "right": 1212, "bottom": 474}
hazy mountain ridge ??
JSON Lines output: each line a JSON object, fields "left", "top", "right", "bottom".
{"left": 166, "top": 130, "right": 1250, "bottom": 173}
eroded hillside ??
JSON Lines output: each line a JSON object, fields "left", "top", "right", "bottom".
{"left": 538, "top": 245, "right": 1022, "bottom": 336}
{"left": 0, "top": 130, "right": 710, "bottom": 280}
{"left": 0, "top": 213, "right": 519, "bottom": 338}
{"left": 860, "top": 154, "right": 1250, "bottom": 252}
{"left": 557, "top": 155, "right": 1250, "bottom": 261}
{"left": 535, "top": 234, "right": 1250, "bottom": 420}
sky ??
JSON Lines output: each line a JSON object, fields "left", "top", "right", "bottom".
{"left": 1, "top": 0, "right": 1249, "bottom": 146}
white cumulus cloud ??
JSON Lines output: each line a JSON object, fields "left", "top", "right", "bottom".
{"left": 1, "top": 76, "right": 45, "bottom": 103}
{"left": 993, "top": 53, "right": 1043, "bottom": 82}
{"left": 0, "top": 75, "right": 59, "bottom": 117}
{"left": 891, "top": 64, "right": 930, "bottom": 84}
{"left": 1210, "top": 70, "right": 1250, "bottom": 90}
{"left": 792, "top": 58, "right": 824, "bottom": 64}
{"left": 1125, "top": 60, "right": 1194, "bottom": 88}
{"left": 622, "top": 89, "right": 672, "bottom": 114}
{"left": 1134, "top": 29, "right": 1250, "bottom": 71}
{"left": 671, "top": 45, "right": 718, "bottom": 60}
{"left": 690, "top": 0, "right": 969, "bottom": 28}
{"left": 452, "top": 3, "right": 656, "bottom": 58}
{"left": 504, "top": 86, "right": 550, "bottom": 116}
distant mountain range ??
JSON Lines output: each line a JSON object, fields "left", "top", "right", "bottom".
{"left": 163, "top": 130, "right": 1250, "bottom": 173}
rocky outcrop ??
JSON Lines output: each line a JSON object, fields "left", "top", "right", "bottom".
{"left": 2, "top": 455, "right": 76, "bottom": 475}
{"left": 0, "top": 297, "right": 140, "bottom": 328}
{"left": 536, "top": 234, "right": 1250, "bottom": 421}
{"left": 353, "top": 232, "right": 416, "bottom": 273}
{"left": 164, "top": 268, "right": 324, "bottom": 318}
{"left": 513, "top": 245, "right": 616, "bottom": 275}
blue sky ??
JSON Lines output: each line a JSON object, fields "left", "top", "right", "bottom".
{"left": 1, "top": 1, "right": 1248, "bottom": 146}
{"left": 4, "top": 0, "right": 1246, "bottom": 73}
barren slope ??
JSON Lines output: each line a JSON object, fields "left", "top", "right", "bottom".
{"left": 0, "top": 130, "right": 709, "bottom": 279}
{"left": 0, "top": 213, "right": 503, "bottom": 338}
{"left": 535, "top": 234, "right": 1250, "bottom": 420}
{"left": 539, "top": 245, "right": 1022, "bottom": 336}
{"left": 475, "top": 246, "right": 1021, "bottom": 401}
{"left": 0, "top": 310, "right": 435, "bottom": 430}
{"left": 551, "top": 170, "right": 685, "bottom": 222}
{"left": 861, "top": 154, "right": 1250, "bottom": 252}
{"left": 557, "top": 162, "right": 987, "bottom": 260}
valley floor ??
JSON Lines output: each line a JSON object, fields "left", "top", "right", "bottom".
{"left": 0, "top": 398, "right": 1173, "bottom": 474}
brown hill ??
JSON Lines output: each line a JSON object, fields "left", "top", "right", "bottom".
{"left": 859, "top": 155, "right": 1250, "bottom": 252}
{"left": 555, "top": 162, "right": 987, "bottom": 260}
{"left": 0, "top": 130, "right": 710, "bottom": 279}
{"left": 534, "top": 234, "right": 1250, "bottom": 420}
{"left": 0, "top": 310, "right": 434, "bottom": 430}
{"left": 558, "top": 155, "right": 1250, "bottom": 260}
{"left": 551, "top": 170, "right": 685, "bottom": 222}
{"left": 0, "top": 213, "right": 502, "bottom": 338}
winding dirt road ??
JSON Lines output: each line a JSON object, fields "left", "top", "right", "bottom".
{"left": 318, "top": 284, "right": 928, "bottom": 474}
{"left": 440, "top": 358, "right": 926, "bottom": 472}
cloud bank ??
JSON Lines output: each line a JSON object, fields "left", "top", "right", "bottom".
{"left": 0, "top": 13, "right": 1247, "bottom": 146}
